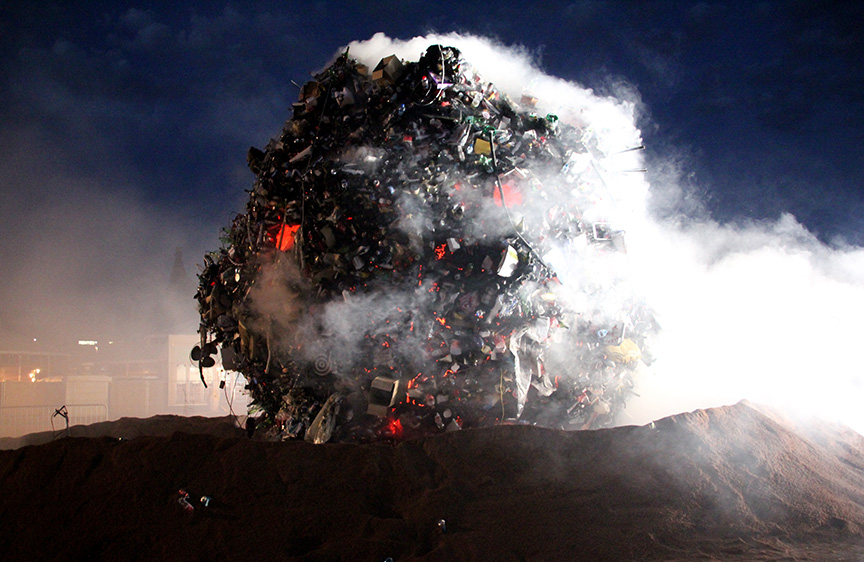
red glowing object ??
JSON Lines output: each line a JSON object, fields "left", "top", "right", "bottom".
{"left": 268, "top": 224, "right": 301, "bottom": 251}
{"left": 493, "top": 182, "right": 523, "bottom": 207}
{"left": 387, "top": 418, "right": 403, "bottom": 437}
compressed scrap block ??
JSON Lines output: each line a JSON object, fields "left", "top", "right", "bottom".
{"left": 372, "top": 55, "right": 404, "bottom": 85}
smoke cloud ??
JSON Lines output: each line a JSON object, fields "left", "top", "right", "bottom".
{"left": 0, "top": 123, "right": 203, "bottom": 343}
{"left": 342, "top": 33, "right": 864, "bottom": 434}
{"left": 626, "top": 213, "right": 864, "bottom": 433}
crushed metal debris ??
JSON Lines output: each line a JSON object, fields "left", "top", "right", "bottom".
{"left": 194, "top": 45, "right": 658, "bottom": 443}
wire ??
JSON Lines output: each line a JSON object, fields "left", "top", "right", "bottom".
{"left": 223, "top": 371, "right": 244, "bottom": 428}
{"left": 488, "top": 130, "right": 553, "bottom": 274}
{"left": 298, "top": 79, "right": 334, "bottom": 272}
{"left": 264, "top": 331, "right": 272, "bottom": 374}
{"left": 500, "top": 370, "right": 505, "bottom": 421}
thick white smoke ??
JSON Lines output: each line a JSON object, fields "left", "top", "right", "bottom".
{"left": 626, "top": 214, "right": 864, "bottom": 433}
{"left": 344, "top": 33, "right": 864, "bottom": 435}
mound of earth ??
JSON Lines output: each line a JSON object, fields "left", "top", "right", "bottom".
{"left": 0, "top": 414, "right": 245, "bottom": 451}
{"left": 1, "top": 401, "right": 863, "bottom": 561}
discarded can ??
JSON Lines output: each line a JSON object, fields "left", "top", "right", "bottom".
{"left": 178, "top": 490, "right": 194, "bottom": 512}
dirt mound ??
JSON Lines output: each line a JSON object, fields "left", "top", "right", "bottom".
{"left": 1, "top": 402, "right": 863, "bottom": 561}
{"left": 0, "top": 414, "right": 245, "bottom": 450}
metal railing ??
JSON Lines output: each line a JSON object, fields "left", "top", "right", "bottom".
{"left": 0, "top": 404, "right": 108, "bottom": 438}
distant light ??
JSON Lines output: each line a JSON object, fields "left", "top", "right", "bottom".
{"left": 78, "top": 340, "right": 98, "bottom": 346}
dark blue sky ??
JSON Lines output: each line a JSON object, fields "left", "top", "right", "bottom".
{"left": 1, "top": 1, "right": 863, "bottom": 341}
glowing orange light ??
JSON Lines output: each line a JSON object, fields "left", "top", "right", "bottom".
{"left": 268, "top": 224, "right": 300, "bottom": 251}
{"left": 493, "top": 182, "right": 523, "bottom": 207}
{"left": 407, "top": 373, "right": 422, "bottom": 389}
{"left": 387, "top": 418, "right": 403, "bottom": 437}
{"left": 434, "top": 243, "right": 447, "bottom": 259}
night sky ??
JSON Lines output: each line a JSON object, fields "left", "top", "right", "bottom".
{"left": 1, "top": 2, "right": 863, "bottom": 350}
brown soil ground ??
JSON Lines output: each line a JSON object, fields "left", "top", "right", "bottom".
{"left": 1, "top": 402, "right": 863, "bottom": 561}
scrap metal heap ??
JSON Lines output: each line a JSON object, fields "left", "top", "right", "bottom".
{"left": 195, "top": 45, "right": 658, "bottom": 443}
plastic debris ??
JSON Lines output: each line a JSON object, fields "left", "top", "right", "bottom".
{"left": 178, "top": 490, "right": 194, "bottom": 512}
{"left": 194, "top": 44, "right": 658, "bottom": 443}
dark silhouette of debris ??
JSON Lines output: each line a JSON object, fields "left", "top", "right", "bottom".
{"left": 195, "top": 45, "right": 656, "bottom": 443}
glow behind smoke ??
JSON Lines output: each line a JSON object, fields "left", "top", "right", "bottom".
{"left": 346, "top": 34, "right": 864, "bottom": 435}
{"left": 627, "top": 215, "right": 864, "bottom": 434}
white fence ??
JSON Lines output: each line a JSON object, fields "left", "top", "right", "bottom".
{"left": 0, "top": 404, "right": 108, "bottom": 438}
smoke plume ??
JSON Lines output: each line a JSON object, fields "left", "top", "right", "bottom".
{"left": 346, "top": 34, "right": 864, "bottom": 435}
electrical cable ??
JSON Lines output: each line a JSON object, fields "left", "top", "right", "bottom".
{"left": 488, "top": 129, "right": 554, "bottom": 274}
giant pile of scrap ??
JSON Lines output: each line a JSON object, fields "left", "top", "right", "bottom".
{"left": 195, "top": 45, "right": 658, "bottom": 443}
